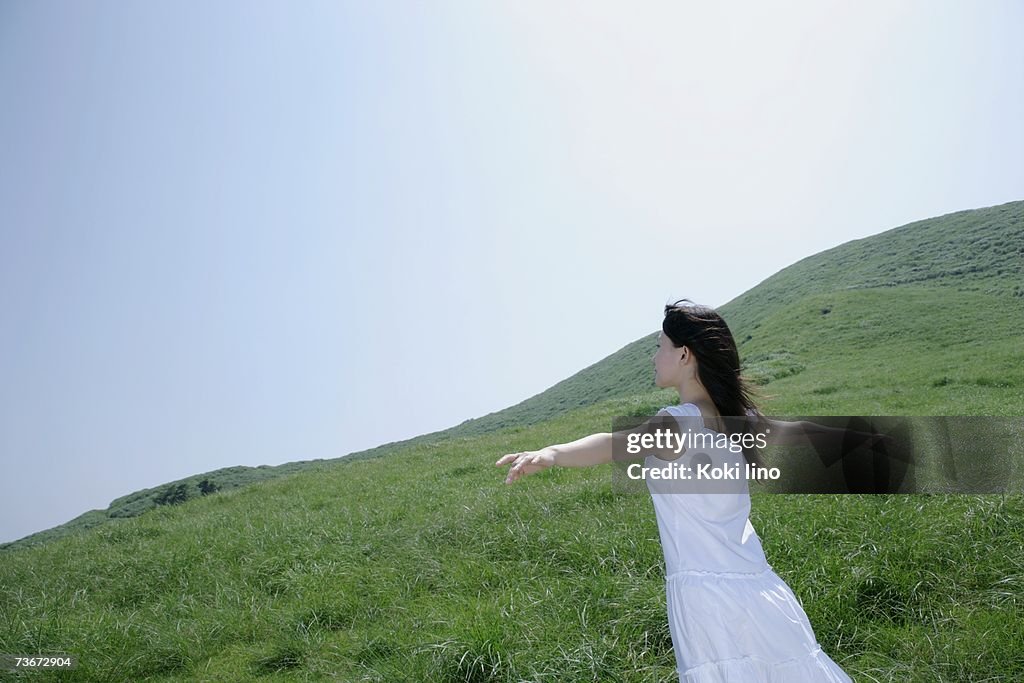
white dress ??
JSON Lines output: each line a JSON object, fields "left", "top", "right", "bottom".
{"left": 646, "top": 403, "right": 853, "bottom": 682}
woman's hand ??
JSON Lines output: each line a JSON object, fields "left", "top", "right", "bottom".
{"left": 495, "top": 449, "right": 555, "bottom": 484}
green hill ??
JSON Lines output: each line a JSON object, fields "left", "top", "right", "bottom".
{"left": 1, "top": 200, "right": 1022, "bottom": 681}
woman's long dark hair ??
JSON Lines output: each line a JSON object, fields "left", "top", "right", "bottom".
{"left": 662, "top": 298, "right": 768, "bottom": 468}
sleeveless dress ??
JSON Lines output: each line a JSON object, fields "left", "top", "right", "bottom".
{"left": 646, "top": 403, "right": 853, "bottom": 682}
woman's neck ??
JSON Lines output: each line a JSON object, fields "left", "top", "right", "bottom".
{"left": 678, "top": 383, "right": 711, "bottom": 408}
{"left": 677, "top": 385, "right": 720, "bottom": 421}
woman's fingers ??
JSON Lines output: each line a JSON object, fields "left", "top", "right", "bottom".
{"left": 497, "top": 451, "right": 536, "bottom": 483}
{"left": 497, "top": 450, "right": 555, "bottom": 484}
{"left": 495, "top": 452, "right": 522, "bottom": 466}
{"left": 506, "top": 454, "right": 528, "bottom": 482}
{"left": 511, "top": 454, "right": 533, "bottom": 475}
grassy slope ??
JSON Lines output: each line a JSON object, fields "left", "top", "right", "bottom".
{"left": 0, "top": 339, "right": 659, "bottom": 552}
{"left": 1, "top": 200, "right": 1023, "bottom": 681}
{"left": 0, "top": 463, "right": 328, "bottom": 551}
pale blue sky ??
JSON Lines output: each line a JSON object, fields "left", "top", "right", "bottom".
{"left": 2, "top": 1, "right": 1022, "bottom": 544}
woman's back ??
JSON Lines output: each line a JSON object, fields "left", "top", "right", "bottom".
{"left": 645, "top": 402, "right": 770, "bottom": 576}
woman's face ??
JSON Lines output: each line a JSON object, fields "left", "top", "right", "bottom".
{"left": 653, "top": 331, "right": 684, "bottom": 388}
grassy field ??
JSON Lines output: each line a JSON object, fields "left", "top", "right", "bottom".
{"left": 1, "top": 407, "right": 1022, "bottom": 681}
{"left": 1, "top": 200, "right": 1023, "bottom": 681}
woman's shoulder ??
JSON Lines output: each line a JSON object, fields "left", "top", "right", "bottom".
{"left": 662, "top": 403, "right": 703, "bottom": 417}
{"left": 658, "top": 403, "right": 706, "bottom": 433}
{"left": 664, "top": 403, "right": 760, "bottom": 433}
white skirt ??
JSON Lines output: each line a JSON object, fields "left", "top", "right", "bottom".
{"left": 664, "top": 566, "right": 853, "bottom": 683}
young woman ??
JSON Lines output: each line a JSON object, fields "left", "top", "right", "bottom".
{"left": 496, "top": 299, "right": 853, "bottom": 682}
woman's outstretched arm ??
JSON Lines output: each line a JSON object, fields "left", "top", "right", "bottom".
{"left": 761, "top": 418, "right": 892, "bottom": 467}
{"left": 495, "top": 432, "right": 613, "bottom": 484}
{"left": 496, "top": 410, "right": 679, "bottom": 483}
